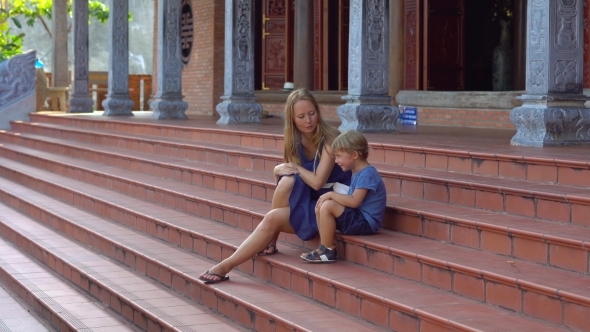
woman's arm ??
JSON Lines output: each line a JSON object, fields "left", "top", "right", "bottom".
{"left": 317, "top": 188, "right": 368, "bottom": 209}
{"left": 273, "top": 163, "right": 299, "bottom": 182}
{"left": 294, "top": 143, "right": 336, "bottom": 191}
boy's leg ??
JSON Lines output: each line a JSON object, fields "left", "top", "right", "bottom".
{"left": 318, "top": 200, "right": 345, "bottom": 249}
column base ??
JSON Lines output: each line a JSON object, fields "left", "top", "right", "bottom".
{"left": 150, "top": 96, "right": 188, "bottom": 120}
{"left": 102, "top": 96, "right": 135, "bottom": 116}
{"left": 510, "top": 106, "right": 590, "bottom": 146}
{"left": 68, "top": 96, "right": 94, "bottom": 113}
{"left": 337, "top": 102, "right": 400, "bottom": 132}
{"left": 216, "top": 100, "right": 262, "bottom": 124}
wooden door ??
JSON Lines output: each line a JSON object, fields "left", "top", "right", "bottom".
{"left": 423, "top": 0, "right": 465, "bottom": 90}
{"left": 338, "top": 0, "right": 349, "bottom": 90}
{"left": 261, "top": 0, "right": 289, "bottom": 90}
{"left": 404, "top": 0, "right": 422, "bottom": 90}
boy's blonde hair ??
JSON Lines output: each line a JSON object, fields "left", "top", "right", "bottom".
{"left": 283, "top": 88, "right": 340, "bottom": 165}
{"left": 331, "top": 130, "right": 369, "bottom": 160}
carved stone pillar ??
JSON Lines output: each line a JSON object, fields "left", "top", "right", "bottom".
{"left": 510, "top": 0, "right": 590, "bottom": 146}
{"left": 293, "top": 0, "right": 314, "bottom": 89}
{"left": 51, "top": 0, "right": 68, "bottom": 90}
{"left": 150, "top": 0, "right": 188, "bottom": 119}
{"left": 103, "top": 0, "right": 135, "bottom": 116}
{"left": 337, "top": 0, "right": 399, "bottom": 132}
{"left": 215, "top": 0, "right": 262, "bottom": 124}
{"left": 68, "top": 0, "right": 94, "bottom": 113}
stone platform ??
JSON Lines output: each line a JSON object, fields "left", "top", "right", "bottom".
{"left": 0, "top": 111, "right": 588, "bottom": 331}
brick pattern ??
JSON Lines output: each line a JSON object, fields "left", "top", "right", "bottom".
{"left": 181, "top": 0, "right": 225, "bottom": 115}
{"left": 1, "top": 125, "right": 589, "bottom": 325}
{"left": 4, "top": 114, "right": 590, "bottom": 330}
{"left": 417, "top": 107, "right": 515, "bottom": 129}
{"left": 0, "top": 175, "right": 559, "bottom": 331}
{"left": 261, "top": 102, "right": 341, "bottom": 120}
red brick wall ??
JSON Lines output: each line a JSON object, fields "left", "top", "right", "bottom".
{"left": 261, "top": 104, "right": 514, "bottom": 130}
{"left": 181, "top": 0, "right": 225, "bottom": 116}
{"left": 261, "top": 103, "right": 341, "bottom": 121}
{"left": 417, "top": 108, "right": 514, "bottom": 129}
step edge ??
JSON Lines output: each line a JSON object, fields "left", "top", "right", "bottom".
{"left": 27, "top": 114, "right": 590, "bottom": 169}
{"left": 3, "top": 182, "right": 589, "bottom": 317}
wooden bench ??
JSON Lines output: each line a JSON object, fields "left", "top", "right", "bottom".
{"left": 36, "top": 68, "right": 69, "bottom": 112}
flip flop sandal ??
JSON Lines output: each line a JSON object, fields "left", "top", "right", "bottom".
{"left": 199, "top": 270, "right": 230, "bottom": 284}
{"left": 300, "top": 245, "right": 337, "bottom": 263}
{"left": 257, "top": 243, "right": 279, "bottom": 256}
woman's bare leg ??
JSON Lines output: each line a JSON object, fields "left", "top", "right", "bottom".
{"left": 200, "top": 207, "right": 294, "bottom": 282}
{"left": 260, "top": 176, "right": 295, "bottom": 254}
{"left": 272, "top": 176, "right": 294, "bottom": 209}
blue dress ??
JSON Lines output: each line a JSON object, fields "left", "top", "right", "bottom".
{"left": 285, "top": 145, "right": 352, "bottom": 241}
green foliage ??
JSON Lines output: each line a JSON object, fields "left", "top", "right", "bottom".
{"left": 0, "top": 8, "right": 24, "bottom": 62}
{"left": 7, "top": 0, "right": 111, "bottom": 26}
{"left": 0, "top": 0, "right": 123, "bottom": 61}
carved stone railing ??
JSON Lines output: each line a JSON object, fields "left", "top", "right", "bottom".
{"left": 0, "top": 51, "right": 36, "bottom": 108}
{"left": 0, "top": 51, "right": 37, "bottom": 129}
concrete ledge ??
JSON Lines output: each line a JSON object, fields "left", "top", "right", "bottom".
{"left": 255, "top": 90, "right": 346, "bottom": 104}
{"left": 0, "top": 92, "right": 36, "bottom": 129}
{"left": 396, "top": 90, "right": 525, "bottom": 109}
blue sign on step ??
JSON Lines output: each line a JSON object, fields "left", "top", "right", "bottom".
{"left": 399, "top": 106, "right": 418, "bottom": 125}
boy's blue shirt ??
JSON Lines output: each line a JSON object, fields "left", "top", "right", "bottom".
{"left": 348, "top": 165, "right": 386, "bottom": 233}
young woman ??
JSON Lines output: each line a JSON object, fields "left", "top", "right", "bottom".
{"left": 199, "top": 88, "right": 351, "bottom": 283}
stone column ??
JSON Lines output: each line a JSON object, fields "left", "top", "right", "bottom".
{"left": 103, "top": 0, "right": 135, "bottom": 116}
{"left": 150, "top": 0, "right": 188, "bottom": 119}
{"left": 215, "top": 0, "right": 262, "bottom": 124}
{"left": 68, "top": 0, "right": 94, "bottom": 113}
{"left": 337, "top": 0, "right": 399, "bottom": 132}
{"left": 51, "top": 0, "right": 68, "bottom": 90}
{"left": 293, "top": 0, "right": 314, "bottom": 89}
{"left": 510, "top": 0, "right": 590, "bottom": 146}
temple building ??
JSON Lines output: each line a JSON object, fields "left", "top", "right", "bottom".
{"left": 180, "top": 0, "right": 590, "bottom": 134}
{"left": 51, "top": 0, "right": 590, "bottom": 146}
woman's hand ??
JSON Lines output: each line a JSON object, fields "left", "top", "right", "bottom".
{"left": 274, "top": 163, "right": 299, "bottom": 176}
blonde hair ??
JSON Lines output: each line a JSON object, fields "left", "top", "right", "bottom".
{"left": 331, "top": 130, "right": 370, "bottom": 160}
{"left": 283, "top": 88, "right": 339, "bottom": 165}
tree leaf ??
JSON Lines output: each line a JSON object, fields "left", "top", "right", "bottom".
{"left": 11, "top": 17, "right": 22, "bottom": 29}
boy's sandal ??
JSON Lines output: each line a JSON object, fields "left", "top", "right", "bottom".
{"left": 300, "top": 245, "right": 336, "bottom": 263}
{"left": 257, "top": 243, "right": 279, "bottom": 256}
{"left": 199, "top": 270, "right": 229, "bottom": 284}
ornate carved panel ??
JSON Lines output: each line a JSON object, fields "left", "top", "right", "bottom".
{"left": 313, "top": 0, "right": 323, "bottom": 90}
{"left": 531, "top": 1, "right": 547, "bottom": 53}
{"left": 261, "top": 0, "right": 287, "bottom": 89}
{"left": 234, "top": 0, "right": 253, "bottom": 92}
{"left": 265, "top": 37, "right": 285, "bottom": 71}
{"left": 0, "top": 52, "right": 36, "bottom": 108}
{"left": 585, "top": 0, "right": 590, "bottom": 88}
{"left": 554, "top": 0, "right": 579, "bottom": 52}
{"left": 404, "top": 0, "right": 420, "bottom": 90}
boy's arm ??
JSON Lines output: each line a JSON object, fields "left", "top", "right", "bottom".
{"left": 326, "top": 188, "right": 368, "bottom": 208}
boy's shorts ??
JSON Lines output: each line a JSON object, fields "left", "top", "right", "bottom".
{"left": 335, "top": 207, "right": 373, "bottom": 235}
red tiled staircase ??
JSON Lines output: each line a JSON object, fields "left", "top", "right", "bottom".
{"left": 0, "top": 112, "right": 588, "bottom": 331}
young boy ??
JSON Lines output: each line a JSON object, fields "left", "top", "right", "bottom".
{"left": 301, "top": 130, "right": 386, "bottom": 263}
